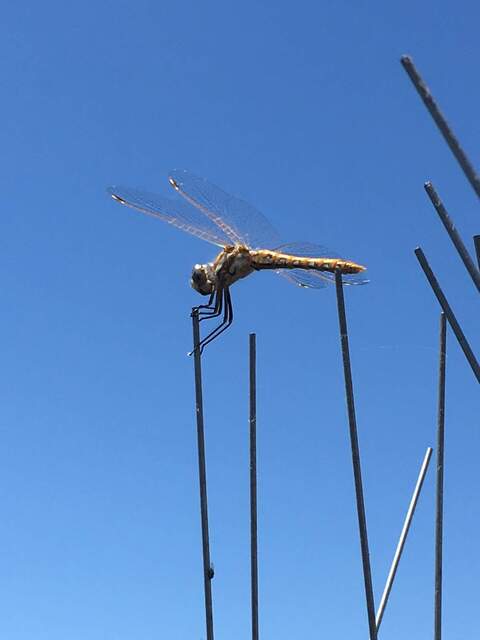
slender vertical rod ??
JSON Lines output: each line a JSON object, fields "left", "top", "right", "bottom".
{"left": 474, "top": 235, "right": 480, "bottom": 270}
{"left": 424, "top": 182, "right": 480, "bottom": 293}
{"left": 192, "top": 309, "right": 214, "bottom": 640}
{"left": 249, "top": 333, "right": 259, "bottom": 640}
{"left": 334, "top": 271, "right": 377, "bottom": 640}
{"left": 435, "top": 313, "right": 447, "bottom": 640}
{"left": 376, "top": 447, "right": 433, "bottom": 631}
{"left": 401, "top": 55, "right": 480, "bottom": 199}
{"left": 414, "top": 247, "right": 480, "bottom": 383}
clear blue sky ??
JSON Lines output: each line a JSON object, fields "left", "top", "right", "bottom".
{"left": 1, "top": 2, "right": 479, "bottom": 638}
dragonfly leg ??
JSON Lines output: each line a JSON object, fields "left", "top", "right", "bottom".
{"left": 193, "top": 291, "right": 215, "bottom": 314}
{"left": 198, "top": 289, "right": 223, "bottom": 320}
{"left": 198, "top": 288, "right": 234, "bottom": 354}
{"left": 188, "top": 289, "right": 230, "bottom": 356}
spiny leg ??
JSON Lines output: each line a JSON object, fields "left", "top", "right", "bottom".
{"left": 197, "top": 289, "right": 231, "bottom": 353}
{"left": 188, "top": 289, "right": 227, "bottom": 356}
{"left": 192, "top": 289, "right": 229, "bottom": 352}
{"left": 193, "top": 291, "right": 215, "bottom": 313}
{"left": 198, "top": 288, "right": 223, "bottom": 320}
{"left": 198, "top": 288, "right": 234, "bottom": 354}
{"left": 191, "top": 290, "right": 220, "bottom": 320}
{"left": 192, "top": 290, "right": 218, "bottom": 318}
{"left": 188, "top": 288, "right": 232, "bottom": 356}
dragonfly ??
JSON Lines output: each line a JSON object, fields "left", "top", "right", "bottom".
{"left": 108, "top": 170, "right": 368, "bottom": 352}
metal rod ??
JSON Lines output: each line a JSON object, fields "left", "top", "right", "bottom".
{"left": 434, "top": 313, "right": 447, "bottom": 640}
{"left": 474, "top": 235, "right": 480, "bottom": 270}
{"left": 334, "top": 271, "right": 377, "bottom": 640}
{"left": 424, "top": 182, "right": 480, "bottom": 293}
{"left": 376, "top": 447, "right": 433, "bottom": 631}
{"left": 414, "top": 247, "right": 480, "bottom": 383}
{"left": 192, "top": 309, "right": 214, "bottom": 640}
{"left": 401, "top": 55, "right": 480, "bottom": 199}
{"left": 249, "top": 333, "right": 259, "bottom": 640}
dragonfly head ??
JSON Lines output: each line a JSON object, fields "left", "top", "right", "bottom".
{"left": 191, "top": 263, "right": 215, "bottom": 296}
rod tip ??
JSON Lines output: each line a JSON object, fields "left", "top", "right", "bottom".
{"left": 169, "top": 176, "right": 180, "bottom": 191}
{"left": 110, "top": 193, "right": 126, "bottom": 204}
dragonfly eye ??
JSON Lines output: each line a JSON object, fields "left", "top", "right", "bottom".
{"left": 191, "top": 264, "right": 214, "bottom": 296}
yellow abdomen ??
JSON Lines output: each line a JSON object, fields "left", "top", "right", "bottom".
{"left": 249, "top": 250, "right": 366, "bottom": 275}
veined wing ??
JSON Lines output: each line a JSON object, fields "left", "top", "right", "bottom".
{"left": 107, "top": 186, "right": 232, "bottom": 247}
{"left": 168, "top": 169, "right": 282, "bottom": 249}
{"left": 273, "top": 242, "right": 369, "bottom": 288}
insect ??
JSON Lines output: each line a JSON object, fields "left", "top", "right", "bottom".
{"left": 108, "top": 170, "right": 368, "bottom": 352}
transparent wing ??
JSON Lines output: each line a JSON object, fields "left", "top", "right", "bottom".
{"left": 169, "top": 169, "right": 282, "bottom": 249}
{"left": 107, "top": 186, "right": 231, "bottom": 247}
{"left": 277, "top": 268, "right": 328, "bottom": 289}
{"left": 273, "top": 242, "right": 369, "bottom": 288}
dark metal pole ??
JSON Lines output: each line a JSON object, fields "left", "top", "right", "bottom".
{"left": 249, "top": 333, "right": 259, "bottom": 640}
{"left": 334, "top": 271, "right": 377, "bottom": 640}
{"left": 192, "top": 309, "right": 214, "bottom": 640}
{"left": 376, "top": 447, "right": 432, "bottom": 632}
{"left": 414, "top": 247, "right": 480, "bottom": 383}
{"left": 401, "top": 55, "right": 480, "bottom": 199}
{"left": 434, "top": 313, "right": 447, "bottom": 640}
{"left": 424, "top": 182, "right": 480, "bottom": 293}
{"left": 474, "top": 235, "right": 480, "bottom": 270}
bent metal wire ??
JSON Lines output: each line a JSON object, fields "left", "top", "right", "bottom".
{"left": 108, "top": 170, "right": 368, "bottom": 352}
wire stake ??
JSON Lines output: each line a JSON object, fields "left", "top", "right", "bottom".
{"left": 376, "top": 447, "right": 432, "bottom": 631}
{"left": 249, "top": 333, "right": 259, "bottom": 640}
{"left": 401, "top": 55, "right": 480, "bottom": 198}
{"left": 335, "top": 270, "right": 377, "bottom": 640}
{"left": 434, "top": 313, "right": 447, "bottom": 640}
{"left": 414, "top": 247, "right": 479, "bottom": 383}
{"left": 424, "top": 182, "right": 480, "bottom": 293}
{"left": 192, "top": 309, "right": 215, "bottom": 640}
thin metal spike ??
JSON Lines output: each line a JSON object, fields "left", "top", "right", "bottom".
{"left": 191, "top": 309, "right": 215, "bottom": 640}
{"left": 375, "top": 447, "right": 433, "bottom": 631}
{"left": 334, "top": 270, "right": 377, "bottom": 640}
{"left": 434, "top": 313, "right": 447, "bottom": 640}
{"left": 424, "top": 182, "right": 480, "bottom": 293}
{"left": 474, "top": 235, "right": 480, "bottom": 270}
{"left": 249, "top": 334, "right": 259, "bottom": 640}
{"left": 414, "top": 247, "right": 480, "bottom": 383}
{"left": 401, "top": 55, "right": 480, "bottom": 198}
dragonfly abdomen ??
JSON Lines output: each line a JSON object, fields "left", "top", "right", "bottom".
{"left": 249, "top": 250, "right": 365, "bottom": 274}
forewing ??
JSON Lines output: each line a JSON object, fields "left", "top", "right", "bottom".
{"left": 274, "top": 242, "right": 369, "bottom": 288}
{"left": 169, "top": 169, "right": 282, "bottom": 249}
{"left": 107, "top": 186, "right": 230, "bottom": 247}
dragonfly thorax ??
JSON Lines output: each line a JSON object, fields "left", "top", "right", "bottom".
{"left": 191, "top": 263, "right": 216, "bottom": 296}
{"left": 213, "top": 245, "right": 255, "bottom": 288}
{"left": 191, "top": 245, "right": 256, "bottom": 295}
